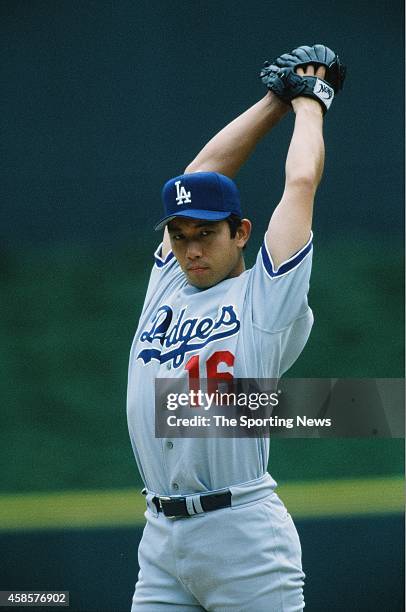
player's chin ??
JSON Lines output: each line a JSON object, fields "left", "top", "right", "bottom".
{"left": 187, "top": 269, "right": 216, "bottom": 289}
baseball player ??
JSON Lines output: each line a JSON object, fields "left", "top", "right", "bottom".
{"left": 127, "top": 45, "right": 346, "bottom": 611}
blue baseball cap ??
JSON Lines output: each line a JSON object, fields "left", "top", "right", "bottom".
{"left": 154, "top": 172, "right": 242, "bottom": 231}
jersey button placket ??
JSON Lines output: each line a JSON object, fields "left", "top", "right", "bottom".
{"left": 166, "top": 441, "right": 174, "bottom": 449}
{"left": 172, "top": 483, "right": 179, "bottom": 491}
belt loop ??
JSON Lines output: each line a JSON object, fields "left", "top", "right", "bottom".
{"left": 191, "top": 495, "right": 204, "bottom": 514}
{"left": 185, "top": 497, "right": 197, "bottom": 516}
{"left": 144, "top": 491, "right": 159, "bottom": 517}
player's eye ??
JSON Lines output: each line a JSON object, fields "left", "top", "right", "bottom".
{"left": 200, "top": 230, "right": 213, "bottom": 237}
{"left": 172, "top": 234, "right": 184, "bottom": 241}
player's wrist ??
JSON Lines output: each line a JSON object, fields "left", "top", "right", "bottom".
{"left": 264, "top": 90, "right": 291, "bottom": 115}
{"left": 291, "top": 97, "right": 324, "bottom": 117}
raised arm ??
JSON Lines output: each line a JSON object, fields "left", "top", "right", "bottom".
{"left": 266, "top": 65, "right": 326, "bottom": 268}
{"left": 162, "top": 92, "right": 289, "bottom": 256}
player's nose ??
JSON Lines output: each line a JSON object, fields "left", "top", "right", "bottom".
{"left": 185, "top": 240, "right": 203, "bottom": 259}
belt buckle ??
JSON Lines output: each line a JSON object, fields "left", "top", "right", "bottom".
{"left": 158, "top": 496, "right": 176, "bottom": 519}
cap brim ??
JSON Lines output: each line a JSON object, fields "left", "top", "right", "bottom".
{"left": 154, "top": 210, "right": 233, "bottom": 231}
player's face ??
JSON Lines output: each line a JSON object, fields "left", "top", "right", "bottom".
{"left": 167, "top": 218, "right": 251, "bottom": 289}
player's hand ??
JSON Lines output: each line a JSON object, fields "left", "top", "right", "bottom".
{"left": 296, "top": 64, "right": 326, "bottom": 79}
{"left": 260, "top": 44, "right": 346, "bottom": 114}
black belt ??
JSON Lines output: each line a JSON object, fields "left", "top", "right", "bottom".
{"left": 152, "top": 491, "right": 232, "bottom": 518}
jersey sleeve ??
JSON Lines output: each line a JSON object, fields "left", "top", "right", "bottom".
{"left": 141, "top": 243, "right": 182, "bottom": 314}
{"left": 246, "top": 232, "right": 313, "bottom": 333}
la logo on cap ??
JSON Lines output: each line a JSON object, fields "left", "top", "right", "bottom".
{"left": 175, "top": 180, "right": 192, "bottom": 205}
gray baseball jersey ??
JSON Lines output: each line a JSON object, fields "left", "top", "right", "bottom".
{"left": 127, "top": 233, "right": 313, "bottom": 496}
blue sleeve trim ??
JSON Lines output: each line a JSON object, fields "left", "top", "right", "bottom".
{"left": 154, "top": 243, "right": 175, "bottom": 268}
{"left": 261, "top": 232, "right": 313, "bottom": 279}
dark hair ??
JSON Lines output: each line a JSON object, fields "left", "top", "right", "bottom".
{"left": 225, "top": 214, "right": 243, "bottom": 239}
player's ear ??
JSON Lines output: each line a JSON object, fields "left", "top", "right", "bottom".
{"left": 236, "top": 219, "right": 252, "bottom": 248}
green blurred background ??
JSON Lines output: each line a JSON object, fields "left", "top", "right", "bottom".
{"left": 0, "top": 1, "right": 404, "bottom": 610}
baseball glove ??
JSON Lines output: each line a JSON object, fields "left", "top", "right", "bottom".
{"left": 260, "top": 44, "right": 346, "bottom": 113}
